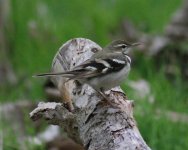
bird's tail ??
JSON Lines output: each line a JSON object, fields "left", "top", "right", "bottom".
{"left": 33, "top": 71, "right": 74, "bottom": 78}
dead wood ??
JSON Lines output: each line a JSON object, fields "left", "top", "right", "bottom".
{"left": 30, "top": 38, "right": 151, "bottom": 150}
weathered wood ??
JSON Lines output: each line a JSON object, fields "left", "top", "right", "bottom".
{"left": 30, "top": 38, "right": 151, "bottom": 150}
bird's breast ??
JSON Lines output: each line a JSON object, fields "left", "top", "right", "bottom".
{"left": 88, "top": 63, "right": 131, "bottom": 91}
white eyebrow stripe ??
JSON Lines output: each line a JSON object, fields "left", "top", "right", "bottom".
{"left": 112, "top": 59, "right": 126, "bottom": 64}
{"left": 86, "top": 66, "right": 97, "bottom": 71}
{"left": 113, "top": 44, "right": 127, "bottom": 48}
{"left": 95, "top": 59, "right": 111, "bottom": 68}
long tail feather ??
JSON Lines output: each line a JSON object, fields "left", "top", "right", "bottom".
{"left": 33, "top": 72, "right": 69, "bottom": 77}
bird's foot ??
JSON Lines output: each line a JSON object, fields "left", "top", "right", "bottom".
{"left": 97, "top": 90, "right": 119, "bottom": 109}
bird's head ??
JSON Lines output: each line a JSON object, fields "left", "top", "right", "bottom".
{"left": 105, "top": 40, "right": 140, "bottom": 54}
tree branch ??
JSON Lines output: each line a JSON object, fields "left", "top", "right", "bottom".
{"left": 30, "top": 38, "right": 151, "bottom": 150}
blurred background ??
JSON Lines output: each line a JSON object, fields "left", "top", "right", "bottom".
{"left": 0, "top": 0, "right": 188, "bottom": 149}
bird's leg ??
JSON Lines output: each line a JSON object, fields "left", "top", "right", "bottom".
{"left": 98, "top": 88, "right": 109, "bottom": 100}
{"left": 93, "top": 88, "right": 115, "bottom": 107}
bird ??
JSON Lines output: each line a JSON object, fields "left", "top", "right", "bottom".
{"left": 34, "top": 40, "right": 140, "bottom": 107}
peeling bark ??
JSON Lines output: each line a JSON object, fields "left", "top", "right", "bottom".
{"left": 30, "top": 38, "right": 151, "bottom": 150}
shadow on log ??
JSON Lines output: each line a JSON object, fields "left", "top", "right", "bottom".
{"left": 30, "top": 38, "right": 151, "bottom": 150}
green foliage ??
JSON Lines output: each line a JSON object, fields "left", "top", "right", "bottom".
{"left": 8, "top": 0, "right": 182, "bottom": 74}
{"left": 1, "top": 0, "right": 188, "bottom": 150}
{"left": 137, "top": 114, "right": 188, "bottom": 150}
{"left": 2, "top": 0, "right": 183, "bottom": 101}
{"left": 121, "top": 53, "right": 188, "bottom": 149}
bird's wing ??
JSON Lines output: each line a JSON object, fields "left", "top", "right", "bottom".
{"left": 68, "top": 53, "right": 126, "bottom": 78}
{"left": 33, "top": 53, "right": 127, "bottom": 80}
{"left": 33, "top": 61, "right": 102, "bottom": 79}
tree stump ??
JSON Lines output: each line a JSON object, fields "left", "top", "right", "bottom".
{"left": 30, "top": 38, "right": 151, "bottom": 150}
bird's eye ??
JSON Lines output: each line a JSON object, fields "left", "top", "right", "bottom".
{"left": 122, "top": 45, "right": 126, "bottom": 48}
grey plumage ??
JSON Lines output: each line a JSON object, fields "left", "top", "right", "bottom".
{"left": 34, "top": 40, "right": 140, "bottom": 94}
